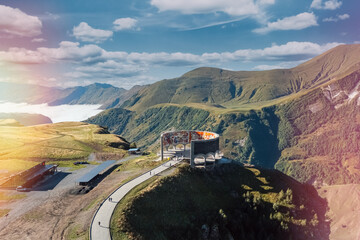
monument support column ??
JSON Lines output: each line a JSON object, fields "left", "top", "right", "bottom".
{"left": 161, "top": 134, "right": 164, "bottom": 160}
{"left": 190, "top": 141, "right": 195, "bottom": 168}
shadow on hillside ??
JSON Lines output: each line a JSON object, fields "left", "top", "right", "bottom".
{"left": 33, "top": 171, "right": 71, "bottom": 191}
{"left": 114, "top": 163, "right": 330, "bottom": 240}
{"left": 89, "top": 164, "right": 119, "bottom": 187}
{"left": 69, "top": 164, "right": 120, "bottom": 195}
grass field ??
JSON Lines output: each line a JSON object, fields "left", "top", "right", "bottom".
{"left": 0, "top": 121, "right": 129, "bottom": 177}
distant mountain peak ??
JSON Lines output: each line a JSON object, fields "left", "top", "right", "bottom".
{"left": 90, "top": 83, "right": 115, "bottom": 89}
{"left": 182, "top": 67, "right": 226, "bottom": 78}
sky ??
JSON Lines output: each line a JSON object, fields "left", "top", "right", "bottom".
{"left": 0, "top": 0, "right": 359, "bottom": 89}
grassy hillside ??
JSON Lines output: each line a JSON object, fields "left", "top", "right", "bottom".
{"left": 87, "top": 44, "right": 360, "bottom": 186}
{"left": 121, "top": 67, "right": 296, "bottom": 112}
{"left": 121, "top": 45, "right": 360, "bottom": 113}
{"left": 87, "top": 69, "right": 360, "bottom": 185}
{"left": 111, "top": 164, "right": 329, "bottom": 240}
{"left": 274, "top": 69, "right": 360, "bottom": 185}
{"left": 48, "top": 83, "right": 127, "bottom": 108}
{"left": 0, "top": 121, "right": 129, "bottom": 178}
{"left": 0, "top": 113, "right": 52, "bottom": 126}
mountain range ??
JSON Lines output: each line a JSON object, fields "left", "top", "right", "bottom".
{"left": 0, "top": 82, "right": 145, "bottom": 109}
{"left": 121, "top": 44, "right": 360, "bottom": 112}
{"left": 86, "top": 44, "right": 360, "bottom": 186}
{"left": 1, "top": 44, "right": 360, "bottom": 186}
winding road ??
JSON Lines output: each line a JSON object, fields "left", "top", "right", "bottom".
{"left": 90, "top": 158, "right": 181, "bottom": 240}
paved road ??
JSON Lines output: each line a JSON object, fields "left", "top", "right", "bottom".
{"left": 90, "top": 158, "right": 181, "bottom": 240}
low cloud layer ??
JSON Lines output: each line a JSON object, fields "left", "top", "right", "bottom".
{"left": 0, "top": 102, "right": 102, "bottom": 123}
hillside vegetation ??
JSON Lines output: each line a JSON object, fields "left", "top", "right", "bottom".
{"left": 111, "top": 164, "right": 329, "bottom": 240}
{"left": 87, "top": 44, "right": 360, "bottom": 186}
{"left": 0, "top": 121, "right": 129, "bottom": 178}
{"left": 121, "top": 45, "right": 360, "bottom": 112}
{"left": 0, "top": 113, "right": 52, "bottom": 126}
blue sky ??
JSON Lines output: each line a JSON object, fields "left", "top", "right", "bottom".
{"left": 0, "top": 0, "right": 359, "bottom": 89}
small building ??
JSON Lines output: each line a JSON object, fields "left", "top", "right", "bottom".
{"left": 76, "top": 160, "right": 116, "bottom": 186}
{"left": 128, "top": 148, "right": 141, "bottom": 155}
{"left": 0, "top": 161, "right": 57, "bottom": 189}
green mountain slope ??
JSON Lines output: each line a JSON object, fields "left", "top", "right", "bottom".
{"left": 0, "top": 113, "right": 52, "bottom": 125}
{"left": 122, "top": 44, "right": 360, "bottom": 112}
{"left": 121, "top": 67, "right": 296, "bottom": 112}
{"left": 111, "top": 164, "right": 329, "bottom": 240}
{"left": 87, "top": 44, "right": 360, "bottom": 186}
{"left": 47, "top": 83, "right": 129, "bottom": 108}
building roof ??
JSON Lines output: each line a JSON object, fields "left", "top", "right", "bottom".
{"left": 76, "top": 160, "right": 116, "bottom": 183}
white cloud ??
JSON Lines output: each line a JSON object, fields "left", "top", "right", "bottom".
{"left": 0, "top": 5, "right": 42, "bottom": 37}
{"left": 311, "top": 0, "right": 342, "bottom": 10}
{"left": 64, "top": 72, "right": 91, "bottom": 78}
{"left": 253, "top": 59, "right": 309, "bottom": 70}
{"left": 0, "top": 40, "right": 343, "bottom": 89}
{"left": 113, "top": 18, "right": 138, "bottom": 31}
{"left": 323, "top": 13, "right": 349, "bottom": 22}
{"left": 31, "top": 38, "right": 46, "bottom": 43}
{"left": 0, "top": 48, "right": 47, "bottom": 64}
{"left": 2, "top": 40, "right": 342, "bottom": 67}
{"left": 253, "top": 12, "right": 318, "bottom": 34}
{"left": 338, "top": 14, "right": 350, "bottom": 20}
{"left": 72, "top": 22, "right": 113, "bottom": 43}
{"left": 150, "top": 0, "right": 274, "bottom": 16}
{"left": 43, "top": 12, "right": 60, "bottom": 20}
{"left": 38, "top": 41, "right": 103, "bottom": 62}
{"left": 60, "top": 41, "right": 343, "bottom": 69}
{"left": 0, "top": 102, "right": 102, "bottom": 123}
{"left": 75, "top": 60, "right": 144, "bottom": 78}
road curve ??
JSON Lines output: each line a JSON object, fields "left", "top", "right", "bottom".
{"left": 90, "top": 158, "right": 180, "bottom": 240}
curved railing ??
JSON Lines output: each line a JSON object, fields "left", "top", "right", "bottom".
{"left": 160, "top": 130, "right": 220, "bottom": 168}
